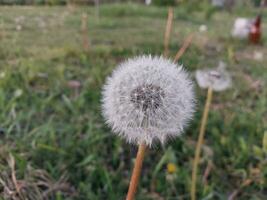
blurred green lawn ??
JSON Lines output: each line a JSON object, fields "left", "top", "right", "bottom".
{"left": 0, "top": 3, "right": 266, "bottom": 200}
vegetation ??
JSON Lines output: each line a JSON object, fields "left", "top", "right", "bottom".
{"left": 0, "top": 3, "right": 266, "bottom": 200}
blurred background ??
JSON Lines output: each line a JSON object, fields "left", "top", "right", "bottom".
{"left": 0, "top": 0, "right": 266, "bottom": 199}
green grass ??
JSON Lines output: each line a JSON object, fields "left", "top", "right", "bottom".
{"left": 0, "top": 3, "right": 266, "bottom": 200}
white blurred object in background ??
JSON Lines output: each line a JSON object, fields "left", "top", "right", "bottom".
{"left": 145, "top": 0, "right": 152, "bottom": 5}
{"left": 195, "top": 61, "right": 232, "bottom": 91}
{"left": 212, "top": 0, "right": 225, "bottom": 7}
{"left": 231, "top": 18, "right": 252, "bottom": 39}
{"left": 16, "top": 25, "right": 22, "bottom": 31}
{"left": 199, "top": 24, "right": 207, "bottom": 32}
{"left": 253, "top": 51, "right": 263, "bottom": 61}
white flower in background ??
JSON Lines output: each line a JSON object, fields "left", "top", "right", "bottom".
{"left": 145, "top": 0, "right": 152, "bottom": 5}
{"left": 16, "top": 25, "right": 22, "bottom": 31}
{"left": 14, "top": 16, "right": 24, "bottom": 31}
{"left": 102, "top": 55, "right": 195, "bottom": 146}
{"left": 14, "top": 89, "right": 23, "bottom": 98}
{"left": 0, "top": 72, "right": 5, "bottom": 79}
{"left": 195, "top": 61, "right": 232, "bottom": 91}
{"left": 253, "top": 51, "right": 263, "bottom": 61}
{"left": 199, "top": 24, "right": 207, "bottom": 32}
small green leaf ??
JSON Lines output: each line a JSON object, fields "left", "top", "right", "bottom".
{"left": 253, "top": 145, "right": 263, "bottom": 159}
{"left": 239, "top": 137, "right": 247, "bottom": 153}
{"left": 77, "top": 155, "right": 95, "bottom": 167}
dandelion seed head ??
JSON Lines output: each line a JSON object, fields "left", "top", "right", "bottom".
{"left": 195, "top": 61, "right": 232, "bottom": 91}
{"left": 102, "top": 55, "right": 195, "bottom": 146}
{"left": 130, "top": 84, "right": 164, "bottom": 113}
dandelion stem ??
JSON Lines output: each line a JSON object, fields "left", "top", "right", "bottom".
{"left": 164, "top": 7, "right": 174, "bottom": 57}
{"left": 191, "top": 86, "right": 213, "bottom": 200}
{"left": 174, "top": 34, "right": 193, "bottom": 63}
{"left": 126, "top": 143, "right": 146, "bottom": 200}
{"left": 81, "top": 13, "right": 89, "bottom": 51}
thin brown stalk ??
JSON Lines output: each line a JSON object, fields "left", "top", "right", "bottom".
{"left": 191, "top": 86, "right": 213, "bottom": 200}
{"left": 228, "top": 179, "right": 253, "bottom": 200}
{"left": 126, "top": 143, "right": 146, "bottom": 200}
{"left": 8, "top": 154, "right": 23, "bottom": 199}
{"left": 202, "top": 160, "right": 213, "bottom": 185}
{"left": 174, "top": 34, "right": 193, "bottom": 62}
{"left": 81, "top": 13, "right": 89, "bottom": 51}
{"left": 163, "top": 8, "right": 174, "bottom": 57}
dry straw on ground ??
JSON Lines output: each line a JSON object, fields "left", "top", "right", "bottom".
{"left": 0, "top": 154, "right": 75, "bottom": 200}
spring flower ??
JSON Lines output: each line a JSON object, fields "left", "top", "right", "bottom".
{"left": 102, "top": 55, "right": 195, "bottom": 146}
{"left": 0, "top": 72, "right": 5, "bottom": 79}
{"left": 195, "top": 61, "right": 232, "bottom": 91}
{"left": 199, "top": 25, "right": 207, "bottom": 32}
{"left": 167, "top": 163, "right": 177, "bottom": 174}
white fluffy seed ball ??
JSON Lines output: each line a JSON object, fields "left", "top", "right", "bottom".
{"left": 102, "top": 55, "right": 195, "bottom": 146}
{"left": 195, "top": 61, "right": 232, "bottom": 91}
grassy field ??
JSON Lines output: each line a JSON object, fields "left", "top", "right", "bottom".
{"left": 0, "top": 3, "right": 266, "bottom": 200}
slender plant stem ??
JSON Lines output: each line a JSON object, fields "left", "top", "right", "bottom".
{"left": 174, "top": 34, "right": 193, "bottom": 62}
{"left": 163, "top": 7, "right": 174, "bottom": 57}
{"left": 81, "top": 13, "right": 89, "bottom": 51}
{"left": 94, "top": 0, "right": 100, "bottom": 20}
{"left": 191, "top": 86, "right": 213, "bottom": 200}
{"left": 126, "top": 143, "right": 146, "bottom": 200}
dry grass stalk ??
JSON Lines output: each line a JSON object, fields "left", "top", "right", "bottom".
{"left": 126, "top": 143, "right": 146, "bottom": 200}
{"left": 174, "top": 34, "right": 193, "bottom": 62}
{"left": 8, "top": 154, "right": 23, "bottom": 199}
{"left": 191, "top": 86, "right": 213, "bottom": 200}
{"left": 0, "top": 154, "right": 75, "bottom": 200}
{"left": 202, "top": 160, "right": 213, "bottom": 185}
{"left": 81, "top": 13, "right": 89, "bottom": 51}
{"left": 163, "top": 8, "right": 174, "bottom": 57}
{"left": 228, "top": 179, "right": 253, "bottom": 200}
